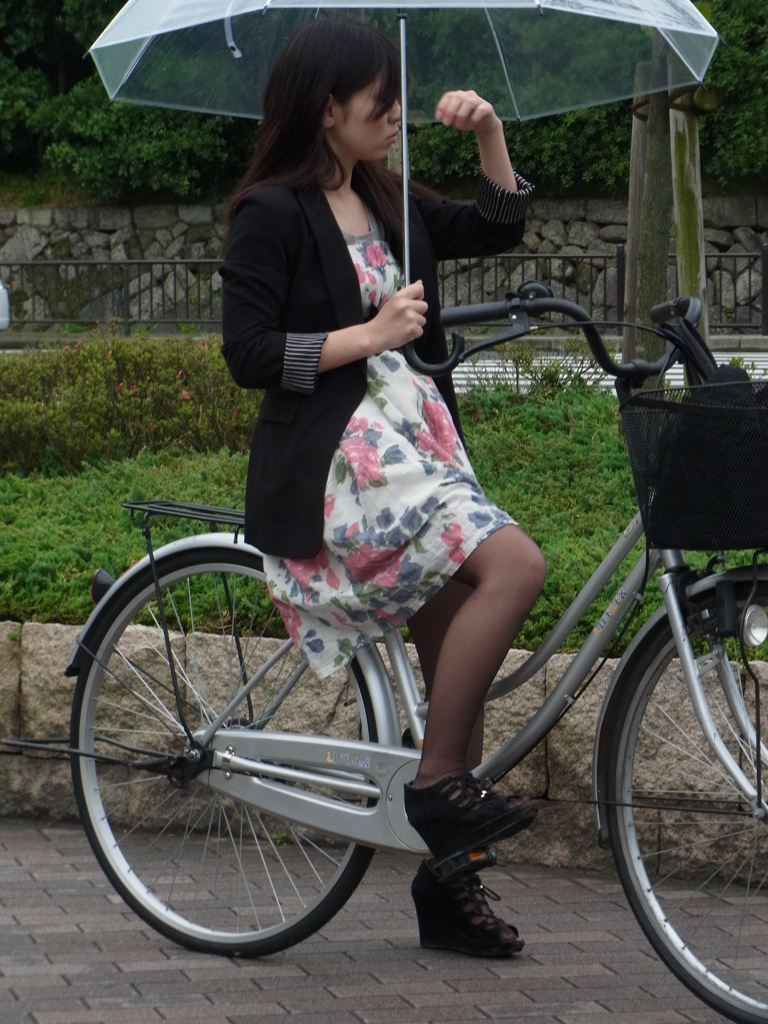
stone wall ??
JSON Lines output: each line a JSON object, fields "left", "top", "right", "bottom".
{"left": 0, "top": 196, "right": 766, "bottom": 329}
{"left": 4, "top": 617, "right": 765, "bottom": 873}
{"left": 0, "top": 204, "right": 226, "bottom": 265}
{"left": 1, "top": 197, "right": 766, "bottom": 267}
{"left": 0, "top": 618, "right": 616, "bottom": 871}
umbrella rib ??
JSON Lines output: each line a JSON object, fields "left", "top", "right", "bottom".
{"left": 655, "top": 27, "right": 706, "bottom": 83}
{"left": 484, "top": 9, "right": 521, "bottom": 122}
{"left": 99, "top": 34, "right": 155, "bottom": 97}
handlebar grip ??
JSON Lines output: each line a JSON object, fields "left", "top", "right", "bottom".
{"left": 440, "top": 301, "right": 509, "bottom": 328}
{"left": 650, "top": 296, "right": 702, "bottom": 327}
{"left": 403, "top": 330, "right": 465, "bottom": 376}
{"left": 650, "top": 300, "right": 677, "bottom": 324}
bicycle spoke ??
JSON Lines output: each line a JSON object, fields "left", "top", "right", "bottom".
{"left": 609, "top": 600, "right": 768, "bottom": 1023}
{"left": 71, "top": 545, "right": 375, "bottom": 955}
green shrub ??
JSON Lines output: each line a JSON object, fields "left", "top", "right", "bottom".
{"left": 0, "top": 335, "right": 261, "bottom": 474}
{"left": 409, "top": 105, "right": 633, "bottom": 197}
{"left": 35, "top": 77, "right": 252, "bottom": 202}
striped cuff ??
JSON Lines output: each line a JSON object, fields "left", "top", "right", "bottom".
{"left": 476, "top": 171, "right": 535, "bottom": 225}
{"left": 281, "top": 332, "right": 327, "bottom": 393}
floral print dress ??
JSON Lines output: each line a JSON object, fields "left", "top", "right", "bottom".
{"left": 264, "top": 225, "right": 514, "bottom": 678}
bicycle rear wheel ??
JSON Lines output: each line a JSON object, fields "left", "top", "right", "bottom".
{"left": 607, "top": 579, "right": 768, "bottom": 1023}
{"left": 70, "top": 541, "right": 376, "bottom": 957}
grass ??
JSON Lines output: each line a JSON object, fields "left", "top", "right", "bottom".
{"left": 0, "top": 448, "right": 251, "bottom": 626}
{"left": 11, "top": 378, "right": 751, "bottom": 656}
{"left": 0, "top": 381, "right": 667, "bottom": 655}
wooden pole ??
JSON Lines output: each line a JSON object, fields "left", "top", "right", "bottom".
{"left": 636, "top": 88, "right": 674, "bottom": 362}
{"left": 623, "top": 62, "right": 651, "bottom": 361}
{"left": 669, "top": 87, "right": 723, "bottom": 343}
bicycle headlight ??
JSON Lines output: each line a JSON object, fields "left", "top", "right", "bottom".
{"left": 741, "top": 604, "right": 768, "bottom": 648}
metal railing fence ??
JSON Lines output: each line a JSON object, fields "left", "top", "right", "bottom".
{"left": 1, "top": 244, "right": 765, "bottom": 337}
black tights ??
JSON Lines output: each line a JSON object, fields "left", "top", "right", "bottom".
{"left": 407, "top": 524, "right": 546, "bottom": 787}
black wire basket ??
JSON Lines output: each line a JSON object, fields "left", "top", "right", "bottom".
{"left": 620, "top": 379, "right": 768, "bottom": 551}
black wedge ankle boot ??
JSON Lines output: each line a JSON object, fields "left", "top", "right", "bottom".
{"left": 404, "top": 773, "right": 537, "bottom": 866}
{"left": 411, "top": 860, "right": 524, "bottom": 957}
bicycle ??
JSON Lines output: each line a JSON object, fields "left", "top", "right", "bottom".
{"left": 65, "top": 285, "right": 768, "bottom": 1024}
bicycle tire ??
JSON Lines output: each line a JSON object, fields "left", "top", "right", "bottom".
{"left": 70, "top": 541, "right": 377, "bottom": 957}
{"left": 606, "top": 579, "right": 768, "bottom": 1023}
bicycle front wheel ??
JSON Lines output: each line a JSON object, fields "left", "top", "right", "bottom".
{"left": 70, "top": 541, "right": 377, "bottom": 957}
{"left": 607, "top": 583, "right": 768, "bottom": 1023}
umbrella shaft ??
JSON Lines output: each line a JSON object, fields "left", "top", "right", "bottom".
{"left": 398, "top": 12, "right": 410, "bottom": 286}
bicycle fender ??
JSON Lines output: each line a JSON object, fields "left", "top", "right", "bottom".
{"left": 64, "top": 533, "right": 264, "bottom": 678}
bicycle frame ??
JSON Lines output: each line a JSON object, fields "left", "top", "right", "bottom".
{"left": 66, "top": 288, "right": 767, "bottom": 861}
{"left": 193, "top": 512, "right": 768, "bottom": 856}
{"left": 190, "top": 511, "right": 664, "bottom": 855}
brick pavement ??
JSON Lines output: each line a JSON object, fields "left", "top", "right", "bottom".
{"left": 0, "top": 820, "right": 731, "bottom": 1024}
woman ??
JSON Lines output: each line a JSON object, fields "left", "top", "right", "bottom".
{"left": 221, "top": 18, "right": 547, "bottom": 957}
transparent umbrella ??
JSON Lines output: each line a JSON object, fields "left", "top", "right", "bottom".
{"left": 90, "top": 0, "right": 718, "bottom": 286}
{"left": 90, "top": 0, "right": 718, "bottom": 124}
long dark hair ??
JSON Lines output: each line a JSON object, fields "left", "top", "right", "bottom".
{"left": 227, "top": 19, "right": 406, "bottom": 235}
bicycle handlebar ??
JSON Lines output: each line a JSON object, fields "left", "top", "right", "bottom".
{"left": 650, "top": 295, "right": 703, "bottom": 325}
{"left": 404, "top": 289, "right": 702, "bottom": 385}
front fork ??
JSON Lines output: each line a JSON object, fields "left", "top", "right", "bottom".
{"left": 658, "top": 565, "right": 768, "bottom": 818}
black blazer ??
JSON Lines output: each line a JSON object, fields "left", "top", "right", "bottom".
{"left": 221, "top": 181, "right": 526, "bottom": 558}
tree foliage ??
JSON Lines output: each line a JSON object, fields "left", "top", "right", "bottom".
{"left": 409, "top": 104, "right": 632, "bottom": 196}
{"left": 38, "top": 77, "right": 253, "bottom": 201}
{"left": 0, "top": 0, "right": 765, "bottom": 200}
{"left": 699, "top": 0, "right": 768, "bottom": 188}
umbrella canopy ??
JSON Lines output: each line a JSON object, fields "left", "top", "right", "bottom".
{"left": 90, "top": 0, "right": 718, "bottom": 123}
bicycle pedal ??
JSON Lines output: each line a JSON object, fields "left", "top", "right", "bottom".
{"left": 427, "top": 846, "right": 497, "bottom": 881}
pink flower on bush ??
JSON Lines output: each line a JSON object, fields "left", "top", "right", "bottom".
{"left": 340, "top": 436, "right": 383, "bottom": 486}
{"left": 285, "top": 549, "right": 329, "bottom": 588}
{"left": 181, "top": 388, "right": 191, "bottom": 401}
{"left": 177, "top": 369, "right": 183, "bottom": 378}
{"left": 118, "top": 381, "right": 124, "bottom": 390}
{"left": 365, "top": 243, "right": 387, "bottom": 268}
{"left": 441, "top": 523, "right": 466, "bottom": 565}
